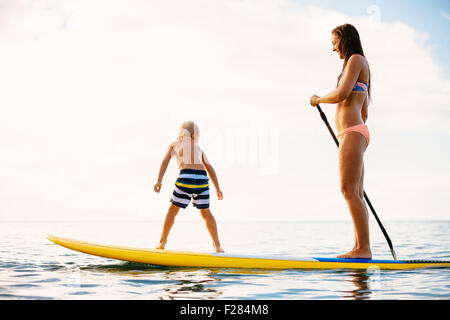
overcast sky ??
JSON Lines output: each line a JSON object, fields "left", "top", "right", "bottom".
{"left": 0, "top": 0, "right": 449, "bottom": 222}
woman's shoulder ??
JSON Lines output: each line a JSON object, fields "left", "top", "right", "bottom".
{"left": 348, "top": 54, "right": 366, "bottom": 64}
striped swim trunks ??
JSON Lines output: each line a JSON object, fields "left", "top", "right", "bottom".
{"left": 170, "top": 169, "right": 210, "bottom": 209}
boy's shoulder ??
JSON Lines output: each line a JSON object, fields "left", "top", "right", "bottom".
{"left": 168, "top": 140, "right": 180, "bottom": 149}
{"left": 167, "top": 140, "right": 204, "bottom": 152}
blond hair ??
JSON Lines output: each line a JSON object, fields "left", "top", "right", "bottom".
{"left": 178, "top": 121, "right": 200, "bottom": 140}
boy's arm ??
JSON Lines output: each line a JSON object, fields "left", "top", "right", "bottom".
{"left": 154, "top": 144, "right": 174, "bottom": 192}
{"left": 202, "top": 152, "right": 223, "bottom": 199}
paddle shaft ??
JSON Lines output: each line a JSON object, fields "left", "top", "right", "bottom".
{"left": 316, "top": 105, "right": 397, "bottom": 260}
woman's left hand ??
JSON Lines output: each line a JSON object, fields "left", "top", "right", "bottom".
{"left": 310, "top": 95, "right": 320, "bottom": 107}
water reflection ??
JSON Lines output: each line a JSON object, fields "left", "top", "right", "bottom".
{"left": 69, "top": 261, "right": 390, "bottom": 300}
{"left": 339, "top": 267, "right": 381, "bottom": 300}
{"left": 159, "top": 273, "right": 220, "bottom": 300}
{"left": 80, "top": 262, "right": 223, "bottom": 299}
{"left": 153, "top": 269, "right": 218, "bottom": 299}
{"left": 157, "top": 268, "right": 275, "bottom": 299}
{"left": 78, "top": 262, "right": 283, "bottom": 299}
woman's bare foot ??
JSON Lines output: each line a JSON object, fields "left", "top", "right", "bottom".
{"left": 337, "top": 247, "right": 372, "bottom": 259}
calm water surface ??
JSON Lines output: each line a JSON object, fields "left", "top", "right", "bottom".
{"left": 0, "top": 220, "right": 449, "bottom": 300}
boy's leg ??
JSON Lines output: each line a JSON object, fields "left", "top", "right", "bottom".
{"left": 157, "top": 203, "right": 181, "bottom": 249}
{"left": 199, "top": 208, "right": 224, "bottom": 253}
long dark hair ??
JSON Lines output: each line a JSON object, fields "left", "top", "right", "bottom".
{"left": 332, "top": 23, "right": 371, "bottom": 101}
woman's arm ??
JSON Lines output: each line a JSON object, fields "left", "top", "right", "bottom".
{"left": 202, "top": 152, "right": 223, "bottom": 200}
{"left": 311, "top": 55, "right": 365, "bottom": 106}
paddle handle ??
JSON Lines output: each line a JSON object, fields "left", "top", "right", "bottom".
{"left": 317, "top": 105, "right": 339, "bottom": 147}
{"left": 315, "top": 105, "right": 397, "bottom": 260}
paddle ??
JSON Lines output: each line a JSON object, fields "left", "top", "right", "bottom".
{"left": 315, "top": 104, "right": 397, "bottom": 260}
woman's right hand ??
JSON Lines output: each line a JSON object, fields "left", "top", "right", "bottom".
{"left": 154, "top": 182, "right": 162, "bottom": 193}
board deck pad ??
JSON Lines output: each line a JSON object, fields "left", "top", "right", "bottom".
{"left": 47, "top": 235, "right": 450, "bottom": 270}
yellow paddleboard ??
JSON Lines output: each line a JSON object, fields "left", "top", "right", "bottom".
{"left": 47, "top": 235, "right": 450, "bottom": 270}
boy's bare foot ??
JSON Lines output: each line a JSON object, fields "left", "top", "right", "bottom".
{"left": 337, "top": 248, "right": 372, "bottom": 259}
{"left": 214, "top": 246, "right": 225, "bottom": 253}
{"left": 156, "top": 240, "right": 166, "bottom": 250}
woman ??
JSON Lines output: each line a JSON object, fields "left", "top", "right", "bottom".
{"left": 310, "top": 24, "right": 372, "bottom": 259}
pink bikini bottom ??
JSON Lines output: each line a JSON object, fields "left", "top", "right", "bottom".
{"left": 337, "top": 124, "right": 370, "bottom": 146}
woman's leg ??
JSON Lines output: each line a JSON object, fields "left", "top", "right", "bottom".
{"left": 359, "top": 163, "right": 370, "bottom": 246}
{"left": 337, "top": 132, "right": 372, "bottom": 259}
{"left": 199, "top": 208, "right": 224, "bottom": 253}
{"left": 351, "top": 163, "right": 369, "bottom": 251}
{"left": 157, "top": 203, "right": 180, "bottom": 249}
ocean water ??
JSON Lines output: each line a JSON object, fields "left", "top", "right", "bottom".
{"left": 0, "top": 220, "right": 449, "bottom": 300}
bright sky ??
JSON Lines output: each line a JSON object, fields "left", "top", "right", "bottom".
{"left": 0, "top": 0, "right": 449, "bottom": 222}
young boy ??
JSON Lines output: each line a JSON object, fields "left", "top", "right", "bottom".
{"left": 153, "top": 121, "right": 225, "bottom": 253}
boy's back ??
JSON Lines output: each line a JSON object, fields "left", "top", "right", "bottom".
{"left": 170, "top": 139, "right": 205, "bottom": 171}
